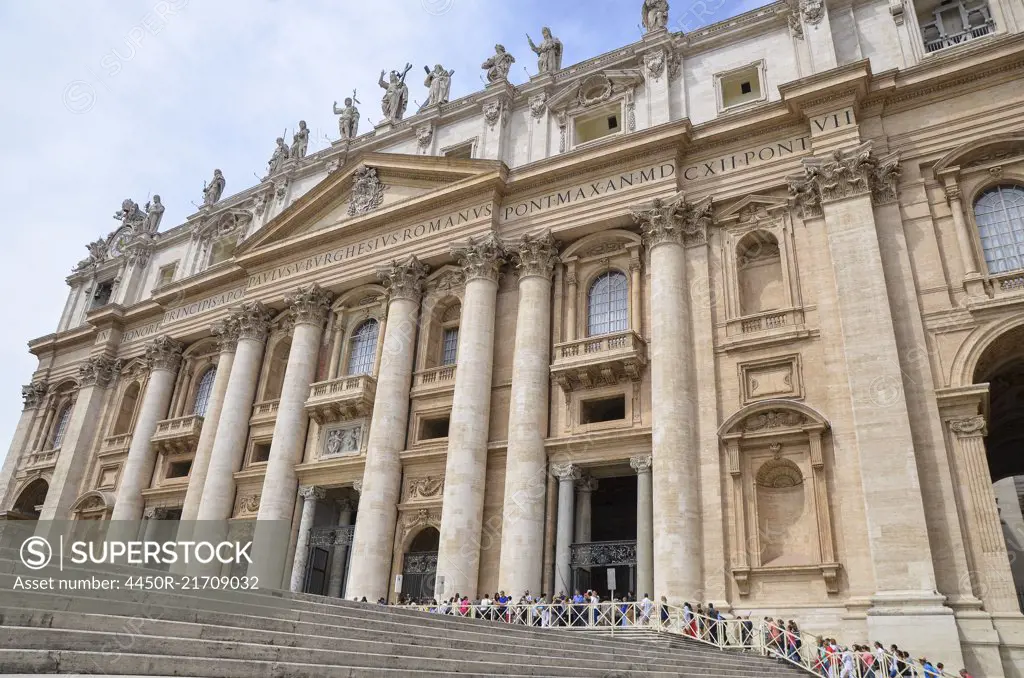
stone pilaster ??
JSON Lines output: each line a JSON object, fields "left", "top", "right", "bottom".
{"left": 948, "top": 415, "right": 1020, "bottom": 613}
{"left": 631, "top": 455, "right": 654, "bottom": 599}
{"left": 327, "top": 499, "right": 356, "bottom": 598}
{"left": 0, "top": 383, "right": 48, "bottom": 507}
{"left": 435, "top": 233, "right": 505, "bottom": 600}
{"left": 347, "top": 256, "right": 428, "bottom": 601}
{"left": 574, "top": 475, "right": 597, "bottom": 545}
{"left": 111, "top": 337, "right": 183, "bottom": 521}
{"left": 497, "top": 231, "right": 558, "bottom": 596}
{"left": 289, "top": 485, "right": 326, "bottom": 592}
{"left": 251, "top": 284, "right": 334, "bottom": 588}
{"left": 552, "top": 463, "right": 580, "bottom": 596}
{"left": 39, "top": 355, "right": 119, "bottom": 523}
{"left": 195, "top": 303, "right": 273, "bottom": 523}
{"left": 788, "top": 141, "right": 961, "bottom": 664}
{"left": 632, "top": 195, "right": 707, "bottom": 602}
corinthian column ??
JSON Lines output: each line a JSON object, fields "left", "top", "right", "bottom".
{"left": 0, "top": 383, "right": 48, "bottom": 508}
{"left": 948, "top": 415, "right": 1019, "bottom": 613}
{"left": 111, "top": 336, "right": 183, "bottom": 521}
{"left": 250, "top": 284, "right": 334, "bottom": 588}
{"left": 180, "top": 320, "right": 238, "bottom": 522}
{"left": 552, "top": 462, "right": 580, "bottom": 596}
{"left": 289, "top": 485, "right": 325, "bottom": 592}
{"left": 39, "top": 357, "right": 119, "bottom": 522}
{"left": 347, "top": 256, "right": 429, "bottom": 601}
{"left": 434, "top": 233, "right": 505, "bottom": 600}
{"left": 497, "top": 232, "right": 558, "bottom": 596}
{"left": 195, "top": 303, "right": 273, "bottom": 522}
{"left": 631, "top": 454, "right": 654, "bottom": 598}
{"left": 632, "top": 194, "right": 709, "bottom": 602}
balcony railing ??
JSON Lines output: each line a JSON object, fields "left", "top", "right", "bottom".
{"left": 988, "top": 269, "right": 1024, "bottom": 297}
{"left": 21, "top": 447, "right": 59, "bottom": 468}
{"left": 250, "top": 399, "right": 280, "bottom": 426}
{"left": 101, "top": 432, "right": 133, "bottom": 454}
{"left": 305, "top": 374, "right": 376, "bottom": 424}
{"left": 411, "top": 365, "right": 457, "bottom": 397}
{"left": 308, "top": 524, "right": 355, "bottom": 548}
{"left": 923, "top": 20, "right": 993, "bottom": 52}
{"left": 150, "top": 414, "right": 204, "bottom": 454}
{"left": 551, "top": 330, "right": 646, "bottom": 391}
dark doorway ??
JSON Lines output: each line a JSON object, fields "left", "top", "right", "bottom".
{"left": 402, "top": 527, "right": 439, "bottom": 603}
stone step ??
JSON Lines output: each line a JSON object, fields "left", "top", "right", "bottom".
{"left": 0, "top": 627, "right": 706, "bottom": 678}
{"left": 0, "top": 610, "right": 763, "bottom": 675}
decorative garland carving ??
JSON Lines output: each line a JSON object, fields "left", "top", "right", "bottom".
{"left": 742, "top": 409, "right": 806, "bottom": 432}
{"left": 235, "top": 494, "right": 261, "bottom": 516}
{"left": 949, "top": 415, "right": 987, "bottom": 437}
{"left": 406, "top": 476, "right": 445, "bottom": 500}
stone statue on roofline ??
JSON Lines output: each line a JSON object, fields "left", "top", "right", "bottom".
{"left": 267, "top": 136, "right": 290, "bottom": 176}
{"left": 203, "top": 169, "right": 225, "bottom": 206}
{"left": 143, "top": 195, "right": 164, "bottom": 233}
{"left": 527, "top": 27, "right": 563, "bottom": 74}
{"left": 642, "top": 0, "right": 670, "bottom": 32}
{"left": 482, "top": 44, "right": 516, "bottom": 84}
{"left": 113, "top": 198, "right": 145, "bottom": 229}
{"left": 290, "top": 121, "right": 309, "bottom": 160}
{"left": 420, "top": 64, "right": 455, "bottom": 110}
{"left": 333, "top": 91, "right": 361, "bottom": 140}
{"left": 379, "top": 63, "right": 414, "bottom": 122}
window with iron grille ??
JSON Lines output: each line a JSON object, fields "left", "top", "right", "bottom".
{"left": 975, "top": 185, "right": 1024, "bottom": 274}
{"left": 441, "top": 327, "right": 459, "bottom": 366}
{"left": 192, "top": 368, "right": 217, "bottom": 417}
{"left": 51, "top": 404, "right": 73, "bottom": 448}
{"left": 346, "top": 319, "right": 379, "bottom": 376}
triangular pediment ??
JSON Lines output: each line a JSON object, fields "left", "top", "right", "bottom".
{"left": 933, "top": 133, "right": 1024, "bottom": 174}
{"left": 547, "top": 69, "right": 646, "bottom": 114}
{"left": 715, "top": 194, "right": 790, "bottom": 225}
{"left": 237, "top": 152, "right": 505, "bottom": 256}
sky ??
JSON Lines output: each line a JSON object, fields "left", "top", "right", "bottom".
{"left": 0, "top": 0, "right": 759, "bottom": 479}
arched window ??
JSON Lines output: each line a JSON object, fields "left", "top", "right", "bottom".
{"left": 51, "top": 404, "right": 73, "bottom": 448}
{"left": 192, "top": 368, "right": 217, "bottom": 417}
{"left": 112, "top": 382, "right": 141, "bottom": 435}
{"left": 346, "top": 319, "right": 379, "bottom": 376}
{"left": 974, "top": 184, "right": 1024, "bottom": 274}
{"left": 587, "top": 271, "right": 628, "bottom": 337}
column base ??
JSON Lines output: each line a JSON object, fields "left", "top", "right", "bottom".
{"left": 992, "top": 614, "right": 1024, "bottom": 678}
{"left": 866, "top": 591, "right": 963, "bottom": 669}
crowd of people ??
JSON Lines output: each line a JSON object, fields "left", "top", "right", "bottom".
{"left": 368, "top": 590, "right": 973, "bottom": 677}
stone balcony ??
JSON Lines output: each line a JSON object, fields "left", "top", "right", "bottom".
{"left": 305, "top": 374, "right": 377, "bottom": 424}
{"left": 150, "top": 414, "right": 204, "bottom": 454}
{"left": 19, "top": 447, "right": 59, "bottom": 470}
{"left": 410, "top": 365, "right": 457, "bottom": 398}
{"left": 250, "top": 399, "right": 280, "bottom": 426}
{"left": 101, "top": 432, "right": 133, "bottom": 455}
{"left": 550, "top": 330, "right": 646, "bottom": 392}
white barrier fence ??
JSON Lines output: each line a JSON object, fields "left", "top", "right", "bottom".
{"left": 400, "top": 601, "right": 953, "bottom": 678}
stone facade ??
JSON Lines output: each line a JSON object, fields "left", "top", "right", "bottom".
{"left": 3, "top": 1, "right": 1024, "bottom": 675}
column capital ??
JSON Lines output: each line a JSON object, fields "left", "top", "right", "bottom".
{"left": 506, "top": 231, "right": 559, "bottom": 281}
{"left": 786, "top": 141, "right": 902, "bottom": 218}
{"left": 231, "top": 301, "right": 274, "bottom": 342}
{"left": 286, "top": 283, "right": 334, "bottom": 327}
{"left": 944, "top": 183, "right": 963, "bottom": 203}
{"left": 551, "top": 462, "right": 581, "bottom": 482}
{"left": 299, "top": 485, "right": 326, "bottom": 500}
{"left": 632, "top": 193, "right": 713, "bottom": 250}
{"left": 352, "top": 479, "right": 363, "bottom": 494}
{"left": 21, "top": 381, "right": 48, "bottom": 410}
{"left": 378, "top": 255, "right": 430, "bottom": 303}
{"left": 79, "top": 354, "right": 121, "bottom": 388}
{"left": 575, "top": 475, "right": 598, "bottom": 493}
{"left": 451, "top": 231, "right": 506, "bottom": 283}
{"left": 949, "top": 415, "right": 987, "bottom": 439}
{"left": 145, "top": 336, "right": 184, "bottom": 373}
{"left": 211, "top": 317, "right": 240, "bottom": 354}
{"left": 630, "top": 454, "right": 653, "bottom": 474}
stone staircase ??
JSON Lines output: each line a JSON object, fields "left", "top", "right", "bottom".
{"left": 0, "top": 549, "right": 811, "bottom": 677}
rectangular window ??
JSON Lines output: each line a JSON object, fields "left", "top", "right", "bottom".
{"left": 419, "top": 416, "right": 450, "bottom": 441}
{"left": 444, "top": 141, "right": 474, "bottom": 160}
{"left": 166, "top": 460, "right": 192, "bottom": 479}
{"left": 580, "top": 395, "right": 626, "bottom": 424}
{"left": 573, "top": 103, "right": 623, "bottom": 146}
{"left": 157, "top": 262, "right": 178, "bottom": 287}
{"left": 441, "top": 327, "right": 459, "bottom": 366}
{"left": 208, "top": 239, "right": 235, "bottom": 266}
{"left": 718, "top": 64, "right": 763, "bottom": 110}
{"left": 251, "top": 442, "right": 271, "bottom": 464}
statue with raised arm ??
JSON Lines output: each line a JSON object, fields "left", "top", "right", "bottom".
{"left": 482, "top": 44, "right": 516, "bottom": 83}
{"left": 143, "top": 195, "right": 164, "bottom": 233}
{"left": 290, "top": 121, "right": 309, "bottom": 159}
{"left": 642, "top": 0, "right": 670, "bottom": 32}
{"left": 203, "top": 169, "right": 225, "bottom": 206}
{"left": 420, "top": 64, "right": 454, "bottom": 110}
{"left": 113, "top": 198, "right": 145, "bottom": 228}
{"left": 267, "top": 136, "right": 290, "bottom": 176}
{"left": 378, "top": 63, "right": 413, "bottom": 122}
{"left": 333, "top": 91, "right": 360, "bottom": 140}
{"left": 527, "top": 27, "right": 563, "bottom": 74}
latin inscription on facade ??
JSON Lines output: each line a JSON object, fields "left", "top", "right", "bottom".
{"left": 121, "top": 321, "right": 163, "bottom": 344}
{"left": 246, "top": 203, "right": 494, "bottom": 289}
{"left": 162, "top": 286, "right": 246, "bottom": 325}
{"left": 500, "top": 163, "right": 677, "bottom": 222}
{"left": 682, "top": 109, "right": 856, "bottom": 181}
